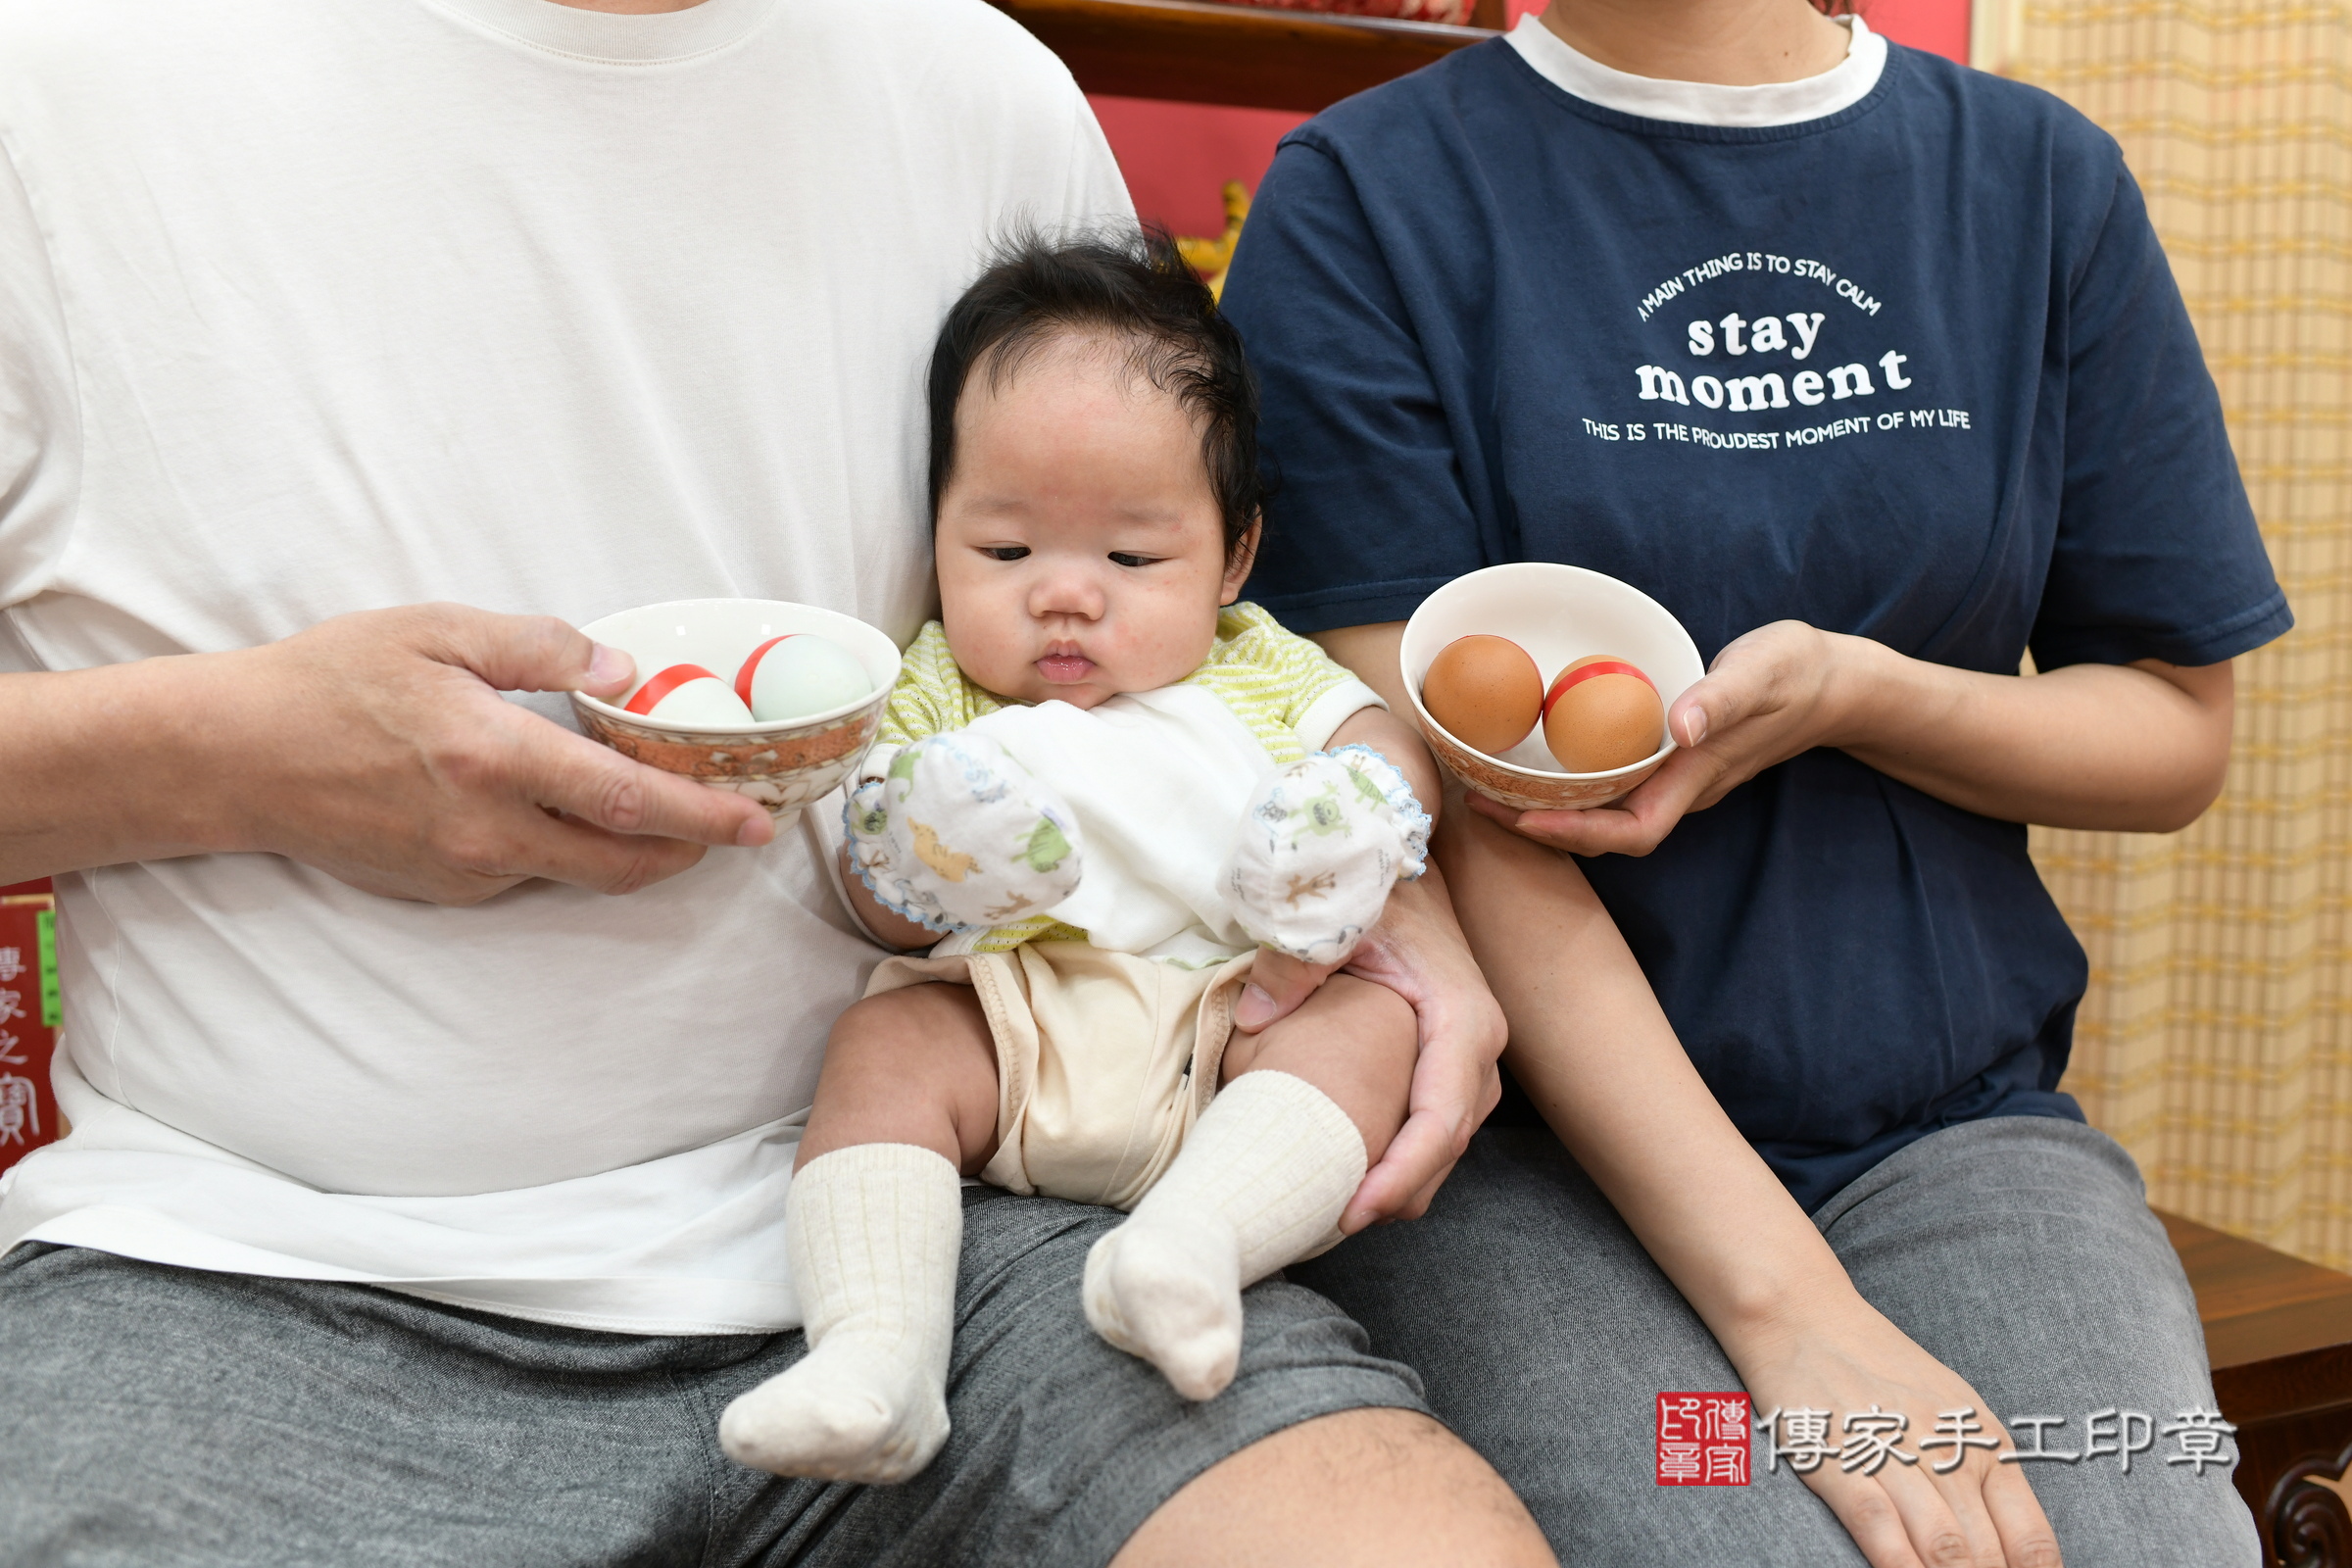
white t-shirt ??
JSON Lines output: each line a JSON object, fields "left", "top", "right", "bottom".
{"left": 0, "top": 0, "right": 1130, "bottom": 1334}
{"left": 1505, "top": 12, "right": 1884, "bottom": 127}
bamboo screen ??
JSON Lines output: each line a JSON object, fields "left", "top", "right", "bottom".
{"left": 1977, "top": 0, "right": 2350, "bottom": 1269}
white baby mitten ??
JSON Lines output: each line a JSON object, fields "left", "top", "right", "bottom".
{"left": 845, "top": 732, "right": 1084, "bottom": 933}
{"left": 1220, "top": 745, "right": 1430, "bottom": 966}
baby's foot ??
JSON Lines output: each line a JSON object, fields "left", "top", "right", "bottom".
{"left": 846, "top": 731, "right": 1083, "bottom": 933}
{"left": 1221, "top": 746, "right": 1431, "bottom": 965}
{"left": 1082, "top": 1213, "right": 1244, "bottom": 1401}
{"left": 717, "top": 1332, "right": 951, "bottom": 1484}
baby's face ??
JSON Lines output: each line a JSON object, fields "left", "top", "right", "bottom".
{"left": 935, "top": 335, "right": 1251, "bottom": 710}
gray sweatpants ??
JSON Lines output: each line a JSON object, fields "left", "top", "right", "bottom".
{"left": 1292, "top": 1114, "right": 2264, "bottom": 1566}
{"left": 0, "top": 1187, "right": 1428, "bottom": 1568}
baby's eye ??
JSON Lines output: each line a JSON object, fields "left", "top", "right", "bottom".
{"left": 1108, "top": 552, "right": 1159, "bottom": 568}
{"left": 982, "top": 546, "right": 1030, "bottom": 562}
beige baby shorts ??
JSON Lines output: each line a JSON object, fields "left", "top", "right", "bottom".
{"left": 862, "top": 940, "right": 1258, "bottom": 1211}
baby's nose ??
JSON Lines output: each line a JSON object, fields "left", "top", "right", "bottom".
{"left": 1028, "top": 562, "right": 1107, "bottom": 619}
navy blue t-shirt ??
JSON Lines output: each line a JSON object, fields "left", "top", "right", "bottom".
{"left": 1220, "top": 40, "right": 2291, "bottom": 1211}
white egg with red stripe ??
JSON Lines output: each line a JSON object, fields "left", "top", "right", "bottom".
{"left": 735, "top": 632, "right": 872, "bottom": 725}
{"left": 622, "top": 663, "right": 757, "bottom": 727}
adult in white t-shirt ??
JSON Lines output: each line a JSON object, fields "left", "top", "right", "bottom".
{"left": 0, "top": 1, "right": 1539, "bottom": 1561}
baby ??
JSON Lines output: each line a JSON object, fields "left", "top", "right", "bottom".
{"left": 719, "top": 233, "right": 1439, "bottom": 1486}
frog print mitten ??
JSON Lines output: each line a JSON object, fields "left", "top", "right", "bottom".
{"left": 1219, "top": 745, "right": 1430, "bottom": 966}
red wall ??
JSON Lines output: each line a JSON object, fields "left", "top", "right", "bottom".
{"left": 1093, "top": 0, "right": 1972, "bottom": 237}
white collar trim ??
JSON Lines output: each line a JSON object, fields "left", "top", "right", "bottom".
{"left": 1505, "top": 13, "right": 1886, "bottom": 128}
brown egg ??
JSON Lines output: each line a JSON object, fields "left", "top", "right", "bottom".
{"left": 1543, "top": 656, "right": 1664, "bottom": 773}
{"left": 1421, "top": 634, "right": 1544, "bottom": 757}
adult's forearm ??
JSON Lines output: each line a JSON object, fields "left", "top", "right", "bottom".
{"left": 0, "top": 658, "right": 244, "bottom": 884}
{"left": 1, "top": 606, "right": 769, "bottom": 905}
{"left": 1438, "top": 805, "right": 1855, "bottom": 1344}
{"left": 1322, "top": 616, "right": 2234, "bottom": 837}
{"left": 1309, "top": 622, "right": 1411, "bottom": 715}
{"left": 1823, "top": 633, "right": 2233, "bottom": 832}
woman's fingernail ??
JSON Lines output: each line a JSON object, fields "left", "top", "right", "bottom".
{"left": 586, "top": 643, "right": 633, "bottom": 689}
{"left": 1682, "top": 709, "right": 1708, "bottom": 748}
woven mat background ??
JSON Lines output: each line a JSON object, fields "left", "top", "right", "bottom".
{"left": 1980, "top": 0, "right": 2351, "bottom": 1269}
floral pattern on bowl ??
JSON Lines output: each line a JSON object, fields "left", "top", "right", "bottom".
{"left": 570, "top": 700, "right": 884, "bottom": 818}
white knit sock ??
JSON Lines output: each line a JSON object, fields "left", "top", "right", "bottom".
{"left": 1082, "top": 1071, "right": 1368, "bottom": 1400}
{"left": 718, "top": 1144, "right": 962, "bottom": 1483}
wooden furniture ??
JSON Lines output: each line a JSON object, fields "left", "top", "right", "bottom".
{"left": 2161, "top": 1211, "right": 2352, "bottom": 1566}
{"left": 983, "top": 0, "right": 1501, "bottom": 112}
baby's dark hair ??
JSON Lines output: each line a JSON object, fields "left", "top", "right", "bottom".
{"left": 926, "top": 228, "right": 1263, "bottom": 559}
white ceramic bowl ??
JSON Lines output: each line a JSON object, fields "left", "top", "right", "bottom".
{"left": 1400, "top": 564, "right": 1704, "bottom": 811}
{"left": 570, "top": 598, "right": 901, "bottom": 822}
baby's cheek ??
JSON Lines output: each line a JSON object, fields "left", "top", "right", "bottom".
{"left": 1134, "top": 617, "right": 1223, "bottom": 688}
{"left": 939, "top": 603, "right": 1027, "bottom": 691}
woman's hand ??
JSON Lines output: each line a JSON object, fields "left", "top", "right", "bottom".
{"left": 1448, "top": 799, "right": 2057, "bottom": 1567}
{"left": 1471, "top": 620, "right": 2234, "bottom": 858}
{"left": 1233, "top": 865, "right": 1505, "bottom": 1233}
{"left": 1468, "top": 619, "right": 1853, "bottom": 858}
{"left": 1230, "top": 683, "right": 1487, "bottom": 1230}
{"left": 1734, "top": 1298, "right": 2061, "bottom": 1568}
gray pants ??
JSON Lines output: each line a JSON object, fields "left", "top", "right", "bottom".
{"left": 0, "top": 1187, "right": 1428, "bottom": 1568}
{"left": 1292, "top": 1114, "right": 2263, "bottom": 1566}
{"left": 0, "top": 1116, "right": 2264, "bottom": 1566}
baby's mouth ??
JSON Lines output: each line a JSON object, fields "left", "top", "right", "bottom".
{"left": 1036, "top": 652, "right": 1096, "bottom": 684}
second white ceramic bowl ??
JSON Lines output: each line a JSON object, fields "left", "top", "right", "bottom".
{"left": 1400, "top": 564, "right": 1704, "bottom": 811}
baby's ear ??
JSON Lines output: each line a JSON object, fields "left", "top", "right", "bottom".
{"left": 1221, "top": 515, "right": 1263, "bottom": 602}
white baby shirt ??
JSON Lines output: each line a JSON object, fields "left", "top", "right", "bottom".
{"left": 871, "top": 606, "right": 1385, "bottom": 962}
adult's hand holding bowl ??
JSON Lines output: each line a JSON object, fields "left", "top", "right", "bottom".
{"left": 1472, "top": 618, "right": 1860, "bottom": 858}
{"left": 569, "top": 599, "right": 899, "bottom": 824}
{"left": 203, "top": 604, "right": 773, "bottom": 906}
{"left": 1399, "top": 563, "right": 1703, "bottom": 813}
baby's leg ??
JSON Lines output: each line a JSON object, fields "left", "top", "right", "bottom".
{"left": 1084, "top": 974, "right": 1416, "bottom": 1400}
{"left": 792, "top": 981, "right": 1003, "bottom": 1175}
{"left": 719, "top": 984, "right": 1001, "bottom": 1484}
{"left": 1215, "top": 973, "right": 1416, "bottom": 1157}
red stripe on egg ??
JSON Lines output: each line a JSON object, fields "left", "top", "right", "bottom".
{"left": 1541, "top": 660, "right": 1652, "bottom": 720}
{"left": 735, "top": 635, "right": 797, "bottom": 708}
{"left": 624, "top": 663, "right": 721, "bottom": 716}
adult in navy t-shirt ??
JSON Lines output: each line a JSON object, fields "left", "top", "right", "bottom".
{"left": 1225, "top": 11, "right": 2282, "bottom": 1563}
{"left": 1227, "top": 32, "right": 2284, "bottom": 1210}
